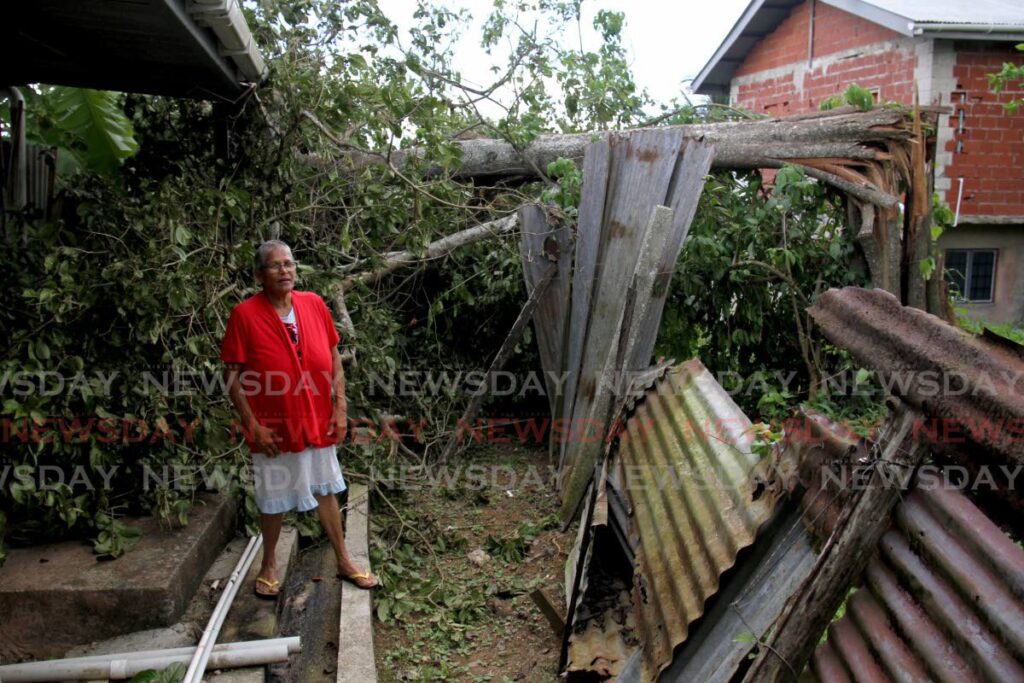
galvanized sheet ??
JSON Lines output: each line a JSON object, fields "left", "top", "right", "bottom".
{"left": 617, "top": 358, "right": 780, "bottom": 682}
{"left": 810, "top": 482, "right": 1024, "bottom": 682}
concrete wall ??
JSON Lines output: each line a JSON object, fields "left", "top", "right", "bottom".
{"left": 937, "top": 224, "right": 1024, "bottom": 325}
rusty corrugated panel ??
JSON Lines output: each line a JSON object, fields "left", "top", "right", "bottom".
{"left": 618, "top": 358, "right": 781, "bottom": 682}
{"left": 794, "top": 416, "right": 1024, "bottom": 683}
{"left": 808, "top": 287, "right": 1024, "bottom": 497}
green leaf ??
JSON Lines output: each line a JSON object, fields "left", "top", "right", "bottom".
{"left": 843, "top": 84, "right": 875, "bottom": 112}
{"left": 51, "top": 87, "right": 138, "bottom": 174}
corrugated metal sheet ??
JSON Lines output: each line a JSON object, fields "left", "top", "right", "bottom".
{"left": 863, "top": 0, "right": 1024, "bottom": 26}
{"left": 809, "top": 287, "right": 1024, "bottom": 529}
{"left": 809, "top": 482, "right": 1024, "bottom": 682}
{"left": 617, "top": 358, "right": 782, "bottom": 682}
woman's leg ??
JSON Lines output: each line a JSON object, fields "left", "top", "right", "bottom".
{"left": 258, "top": 512, "right": 284, "bottom": 587}
{"left": 314, "top": 492, "right": 378, "bottom": 588}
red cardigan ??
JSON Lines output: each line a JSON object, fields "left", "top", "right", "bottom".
{"left": 221, "top": 290, "right": 341, "bottom": 453}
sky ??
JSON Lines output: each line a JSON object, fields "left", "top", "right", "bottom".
{"left": 374, "top": 0, "right": 751, "bottom": 108}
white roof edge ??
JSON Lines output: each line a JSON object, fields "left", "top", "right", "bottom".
{"left": 692, "top": 0, "right": 772, "bottom": 94}
{"left": 820, "top": 0, "right": 916, "bottom": 36}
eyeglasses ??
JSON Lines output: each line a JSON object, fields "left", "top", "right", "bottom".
{"left": 262, "top": 260, "right": 298, "bottom": 272}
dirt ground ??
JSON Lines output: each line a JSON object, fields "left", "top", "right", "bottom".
{"left": 371, "top": 442, "right": 572, "bottom": 682}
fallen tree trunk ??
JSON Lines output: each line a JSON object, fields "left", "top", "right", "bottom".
{"left": 323, "top": 108, "right": 909, "bottom": 206}
{"left": 341, "top": 213, "right": 519, "bottom": 292}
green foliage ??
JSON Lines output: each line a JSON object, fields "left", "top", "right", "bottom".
{"left": 540, "top": 157, "right": 583, "bottom": 215}
{"left": 8, "top": 86, "right": 139, "bottom": 175}
{"left": 657, "top": 164, "right": 869, "bottom": 418}
{"left": 128, "top": 663, "right": 186, "bottom": 683}
{"left": 987, "top": 44, "right": 1024, "bottom": 114}
{"left": 819, "top": 83, "right": 875, "bottom": 112}
{"left": 93, "top": 512, "right": 143, "bottom": 559}
{"left": 956, "top": 315, "right": 1024, "bottom": 345}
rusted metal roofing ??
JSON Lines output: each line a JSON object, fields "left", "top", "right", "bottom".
{"left": 780, "top": 406, "right": 1024, "bottom": 683}
{"left": 809, "top": 286, "right": 1024, "bottom": 528}
{"left": 809, "top": 286, "right": 1024, "bottom": 468}
{"left": 809, "top": 482, "right": 1024, "bottom": 682}
{"left": 616, "top": 358, "right": 782, "bottom": 682}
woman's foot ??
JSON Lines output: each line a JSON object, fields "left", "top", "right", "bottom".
{"left": 254, "top": 566, "right": 281, "bottom": 598}
{"left": 337, "top": 559, "right": 380, "bottom": 589}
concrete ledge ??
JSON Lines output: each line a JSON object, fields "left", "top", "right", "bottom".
{"left": 0, "top": 493, "right": 236, "bottom": 660}
{"left": 337, "top": 484, "right": 377, "bottom": 683}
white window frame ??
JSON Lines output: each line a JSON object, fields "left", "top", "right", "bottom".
{"left": 945, "top": 248, "right": 997, "bottom": 303}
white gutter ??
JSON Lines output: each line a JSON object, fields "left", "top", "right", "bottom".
{"left": 187, "top": 0, "right": 267, "bottom": 83}
{"left": 0, "top": 638, "right": 299, "bottom": 682}
{"left": 913, "top": 22, "right": 1024, "bottom": 34}
{"left": 183, "top": 534, "right": 262, "bottom": 683}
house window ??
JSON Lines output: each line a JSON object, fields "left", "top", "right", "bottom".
{"left": 945, "top": 249, "right": 996, "bottom": 302}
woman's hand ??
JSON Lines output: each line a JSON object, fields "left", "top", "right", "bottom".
{"left": 328, "top": 398, "right": 348, "bottom": 442}
{"left": 253, "top": 423, "right": 282, "bottom": 457}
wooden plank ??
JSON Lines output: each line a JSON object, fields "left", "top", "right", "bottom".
{"left": 558, "top": 203, "right": 676, "bottom": 522}
{"left": 530, "top": 588, "right": 566, "bottom": 636}
{"left": 337, "top": 484, "right": 377, "bottom": 683}
{"left": 559, "top": 128, "right": 686, "bottom": 519}
{"left": 561, "top": 131, "right": 681, "bottom": 478}
{"left": 628, "top": 139, "right": 716, "bottom": 369}
{"left": 559, "top": 139, "right": 611, "bottom": 473}
{"left": 518, "top": 204, "right": 573, "bottom": 417}
{"left": 740, "top": 405, "right": 927, "bottom": 683}
{"left": 659, "top": 507, "right": 817, "bottom": 683}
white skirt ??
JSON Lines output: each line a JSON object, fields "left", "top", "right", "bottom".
{"left": 252, "top": 444, "right": 347, "bottom": 514}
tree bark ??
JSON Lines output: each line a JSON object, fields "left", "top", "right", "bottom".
{"left": 341, "top": 213, "right": 519, "bottom": 292}
{"left": 322, "top": 109, "right": 909, "bottom": 207}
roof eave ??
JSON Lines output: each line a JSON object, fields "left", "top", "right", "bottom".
{"left": 819, "top": 0, "right": 915, "bottom": 36}
{"left": 693, "top": 0, "right": 781, "bottom": 95}
{"left": 913, "top": 23, "right": 1024, "bottom": 41}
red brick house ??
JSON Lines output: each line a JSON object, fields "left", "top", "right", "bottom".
{"left": 694, "top": 0, "right": 1024, "bottom": 324}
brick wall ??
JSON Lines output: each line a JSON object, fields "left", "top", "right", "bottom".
{"left": 944, "top": 44, "right": 1024, "bottom": 218}
{"left": 735, "top": 0, "right": 902, "bottom": 78}
{"left": 731, "top": 0, "right": 914, "bottom": 116}
{"left": 728, "top": 2, "right": 1024, "bottom": 220}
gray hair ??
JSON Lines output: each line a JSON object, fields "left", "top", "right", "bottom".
{"left": 254, "top": 240, "right": 293, "bottom": 270}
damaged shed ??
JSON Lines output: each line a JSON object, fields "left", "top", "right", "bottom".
{"left": 506, "top": 104, "right": 1024, "bottom": 681}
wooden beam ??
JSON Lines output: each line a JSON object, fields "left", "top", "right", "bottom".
{"left": 740, "top": 404, "right": 927, "bottom": 682}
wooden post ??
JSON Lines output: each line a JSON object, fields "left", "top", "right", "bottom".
{"left": 740, "top": 403, "right": 927, "bottom": 682}
{"left": 439, "top": 261, "right": 558, "bottom": 462}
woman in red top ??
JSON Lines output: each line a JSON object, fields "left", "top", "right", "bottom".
{"left": 222, "top": 240, "right": 379, "bottom": 596}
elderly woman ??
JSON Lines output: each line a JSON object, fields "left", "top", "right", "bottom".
{"left": 221, "top": 239, "right": 379, "bottom": 597}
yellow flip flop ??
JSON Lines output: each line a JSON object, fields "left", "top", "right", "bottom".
{"left": 254, "top": 576, "right": 281, "bottom": 599}
{"left": 337, "top": 571, "right": 381, "bottom": 590}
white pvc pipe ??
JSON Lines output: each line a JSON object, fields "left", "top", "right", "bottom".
{"left": 954, "top": 177, "right": 965, "bottom": 227}
{"left": 0, "top": 643, "right": 292, "bottom": 682}
{"left": 183, "top": 534, "right": 262, "bottom": 683}
{"left": 0, "top": 637, "right": 301, "bottom": 675}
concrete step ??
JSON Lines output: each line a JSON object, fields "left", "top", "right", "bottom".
{"left": 0, "top": 493, "right": 236, "bottom": 662}
{"left": 336, "top": 484, "right": 377, "bottom": 683}
{"left": 42, "top": 525, "right": 299, "bottom": 683}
